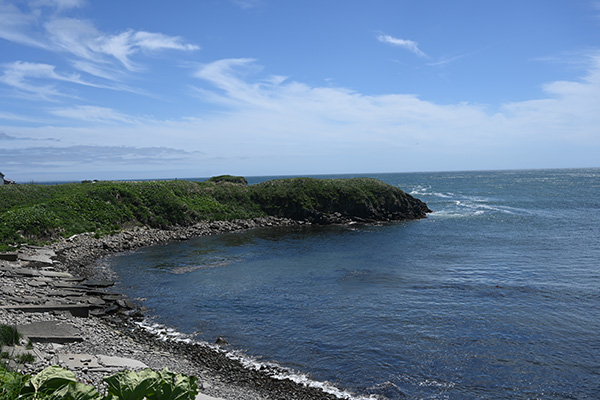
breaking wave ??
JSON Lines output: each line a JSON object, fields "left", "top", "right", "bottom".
{"left": 135, "top": 319, "right": 378, "bottom": 400}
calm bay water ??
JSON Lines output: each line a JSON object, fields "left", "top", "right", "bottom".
{"left": 106, "top": 169, "right": 600, "bottom": 399}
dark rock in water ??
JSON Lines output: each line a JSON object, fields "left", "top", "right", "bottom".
{"left": 104, "top": 304, "right": 119, "bottom": 314}
{"left": 215, "top": 336, "right": 228, "bottom": 345}
{"left": 116, "top": 299, "right": 135, "bottom": 310}
{"left": 87, "top": 297, "right": 106, "bottom": 307}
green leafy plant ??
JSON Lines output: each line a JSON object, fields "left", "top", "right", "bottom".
{"left": 0, "top": 366, "right": 198, "bottom": 400}
{"left": 21, "top": 365, "right": 80, "bottom": 398}
{"left": 0, "top": 325, "right": 20, "bottom": 347}
{"left": 0, "top": 366, "right": 28, "bottom": 400}
{"left": 103, "top": 367, "right": 198, "bottom": 400}
{"left": 16, "top": 353, "right": 35, "bottom": 364}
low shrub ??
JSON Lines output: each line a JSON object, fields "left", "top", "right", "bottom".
{"left": 0, "top": 325, "right": 20, "bottom": 347}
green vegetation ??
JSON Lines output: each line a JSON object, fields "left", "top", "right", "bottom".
{"left": 251, "top": 177, "right": 427, "bottom": 221}
{"left": 0, "top": 180, "right": 264, "bottom": 249}
{"left": 15, "top": 353, "right": 35, "bottom": 364}
{"left": 0, "top": 365, "right": 198, "bottom": 399}
{"left": 0, "top": 177, "right": 428, "bottom": 250}
{"left": 0, "top": 325, "right": 20, "bottom": 347}
{"left": 206, "top": 175, "right": 248, "bottom": 185}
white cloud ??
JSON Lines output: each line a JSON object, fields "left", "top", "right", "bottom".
{"left": 0, "top": 145, "right": 204, "bottom": 170}
{"left": 231, "top": 0, "right": 263, "bottom": 9}
{"left": 186, "top": 53, "right": 600, "bottom": 172}
{"left": 32, "top": 0, "right": 85, "bottom": 10}
{"left": 49, "top": 105, "right": 136, "bottom": 123}
{"left": 377, "top": 34, "right": 427, "bottom": 58}
{"left": 0, "top": 1, "right": 46, "bottom": 48}
{"left": 133, "top": 31, "right": 199, "bottom": 52}
{"left": 0, "top": 2, "right": 199, "bottom": 76}
{"left": 0, "top": 60, "right": 111, "bottom": 99}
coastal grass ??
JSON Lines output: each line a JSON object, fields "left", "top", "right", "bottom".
{"left": 251, "top": 177, "right": 421, "bottom": 220}
{"left": 0, "top": 180, "right": 264, "bottom": 249}
{"left": 0, "top": 177, "right": 424, "bottom": 250}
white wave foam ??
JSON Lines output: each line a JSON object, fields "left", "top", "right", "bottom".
{"left": 409, "top": 185, "right": 455, "bottom": 199}
{"left": 134, "top": 319, "right": 378, "bottom": 400}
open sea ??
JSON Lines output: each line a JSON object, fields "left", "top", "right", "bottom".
{"left": 105, "top": 168, "right": 600, "bottom": 399}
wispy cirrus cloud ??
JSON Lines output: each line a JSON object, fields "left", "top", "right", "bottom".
{"left": 44, "top": 18, "right": 199, "bottom": 72}
{"left": 49, "top": 105, "right": 137, "bottom": 123}
{"left": 0, "top": 1, "right": 199, "bottom": 79}
{"left": 0, "top": 145, "right": 204, "bottom": 170}
{"left": 31, "top": 0, "right": 86, "bottom": 10}
{"left": 377, "top": 34, "right": 428, "bottom": 58}
{"left": 0, "top": 1, "right": 46, "bottom": 48}
{"left": 0, "top": 131, "right": 60, "bottom": 141}
{"left": 230, "top": 0, "right": 264, "bottom": 9}
{"left": 0, "top": 61, "right": 111, "bottom": 100}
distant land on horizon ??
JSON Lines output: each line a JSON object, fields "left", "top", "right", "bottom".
{"left": 10, "top": 166, "right": 600, "bottom": 185}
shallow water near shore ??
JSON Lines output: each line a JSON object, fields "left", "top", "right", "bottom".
{"left": 107, "top": 168, "right": 600, "bottom": 399}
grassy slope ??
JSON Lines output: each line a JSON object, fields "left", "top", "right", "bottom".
{"left": 0, "top": 177, "right": 427, "bottom": 249}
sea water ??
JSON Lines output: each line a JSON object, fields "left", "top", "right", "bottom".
{"left": 106, "top": 169, "right": 600, "bottom": 399}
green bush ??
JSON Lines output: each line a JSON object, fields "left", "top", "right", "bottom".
{"left": 0, "top": 325, "right": 20, "bottom": 347}
{"left": 206, "top": 175, "right": 248, "bottom": 185}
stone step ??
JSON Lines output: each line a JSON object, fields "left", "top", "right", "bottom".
{"left": 17, "top": 321, "right": 83, "bottom": 343}
{"left": 0, "top": 304, "right": 90, "bottom": 318}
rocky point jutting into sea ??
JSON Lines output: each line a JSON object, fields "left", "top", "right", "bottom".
{"left": 1, "top": 177, "right": 430, "bottom": 399}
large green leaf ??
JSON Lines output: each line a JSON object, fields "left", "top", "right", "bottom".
{"left": 103, "top": 369, "right": 160, "bottom": 400}
{"left": 21, "top": 366, "right": 78, "bottom": 396}
{"left": 147, "top": 368, "right": 198, "bottom": 400}
{"left": 0, "top": 367, "right": 28, "bottom": 399}
{"left": 47, "top": 382, "right": 99, "bottom": 400}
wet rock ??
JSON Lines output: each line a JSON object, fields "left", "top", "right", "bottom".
{"left": 215, "top": 337, "right": 228, "bottom": 346}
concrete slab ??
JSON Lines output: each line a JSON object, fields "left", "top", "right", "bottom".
{"left": 18, "top": 247, "right": 56, "bottom": 265}
{"left": 97, "top": 355, "right": 148, "bottom": 369}
{"left": 0, "top": 304, "right": 90, "bottom": 317}
{"left": 52, "top": 282, "right": 88, "bottom": 290}
{"left": 196, "top": 394, "right": 226, "bottom": 400}
{"left": 13, "top": 268, "right": 40, "bottom": 277}
{"left": 27, "top": 279, "right": 48, "bottom": 287}
{"left": 58, "top": 354, "right": 102, "bottom": 370}
{"left": 17, "top": 320, "right": 83, "bottom": 343}
{"left": 39, "top": 270, "right": 74, "bottom": 278}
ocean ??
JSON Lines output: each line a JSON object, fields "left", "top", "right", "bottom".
{"left": 106, "top": 168, "right": 600, "bottom": 399}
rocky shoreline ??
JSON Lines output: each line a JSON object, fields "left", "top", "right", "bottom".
{"left": 1, "top": 217, "right": 354, "bottom": 400}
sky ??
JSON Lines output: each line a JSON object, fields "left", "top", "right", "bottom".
{"left": 1, "top": 0, "right": 599, "bottom": 182}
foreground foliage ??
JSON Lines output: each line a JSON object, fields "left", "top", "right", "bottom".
{"left": 0, "top": 365, "right": 198, "bottom": 400}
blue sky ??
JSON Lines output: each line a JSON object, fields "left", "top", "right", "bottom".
{"left": 1, "top": 0, "right": 599, "bottom": 182}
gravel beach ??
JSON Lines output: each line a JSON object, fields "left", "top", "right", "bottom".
{"left": 1, "top": 217, "right": 345, "bottom": 400}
